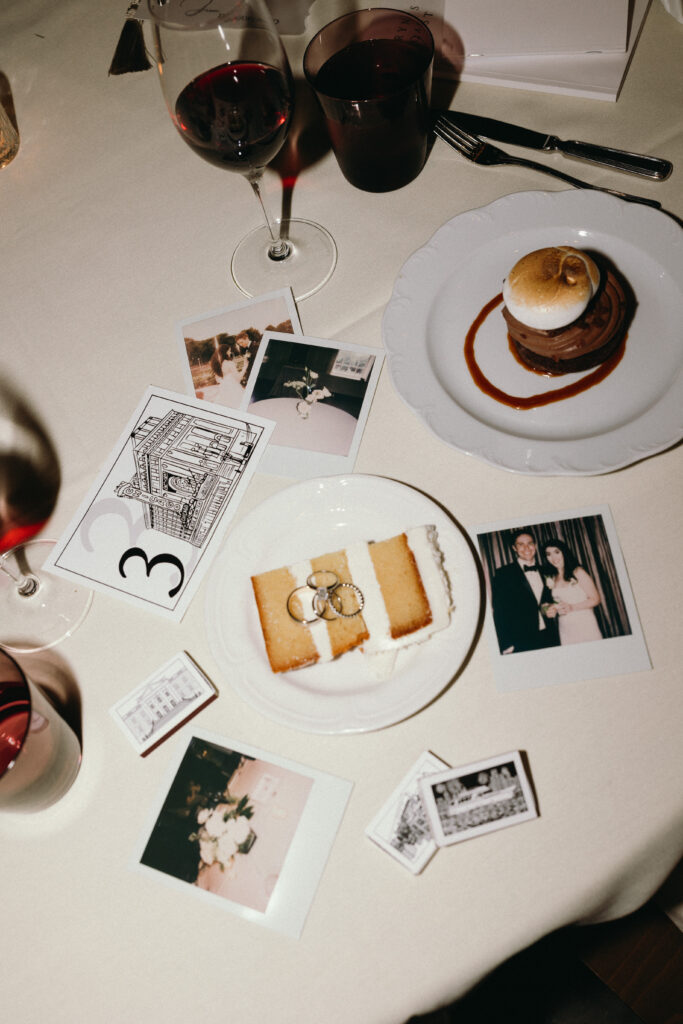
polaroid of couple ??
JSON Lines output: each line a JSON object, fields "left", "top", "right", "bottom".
{"left": 474, "top": 505, "right": 650, "bottom": 692}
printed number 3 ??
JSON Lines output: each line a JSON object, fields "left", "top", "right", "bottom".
{"left": 118, "top": 547, "right": 185, "bottom": 599}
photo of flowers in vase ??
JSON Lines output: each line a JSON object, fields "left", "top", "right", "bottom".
{"left": 245, "top": 333, "right": 382, "bottom": 457}
{"left": 283, "top": 366, "right": 332, "bottom": 420}
{"left": 190, "top": 793, "right": 257, "bottom": 871}
{"left": 139, "top": 736, "right": 313, "bottom": 913}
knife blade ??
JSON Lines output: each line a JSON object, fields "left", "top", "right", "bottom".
{"left": 440, "top": 111, "right": 672, "bottom": 181}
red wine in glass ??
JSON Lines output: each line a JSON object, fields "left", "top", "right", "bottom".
{"left": 0, "top": 678, "right": 30, "bottom": 778}
{"left": 0, "top": 648, "right": 82, "bottom": 811}
{"left": 149, "top": 0, "right": 336, "bottom": 300}
{"left": 175, "top": 61, "right": 292, "bottom": 174}
{"left": 0, "top": 383, "right": 92, "bottom": 653}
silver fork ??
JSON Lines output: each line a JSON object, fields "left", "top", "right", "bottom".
{"left": 433, "top": 115, "right": 662, "bottom": 210}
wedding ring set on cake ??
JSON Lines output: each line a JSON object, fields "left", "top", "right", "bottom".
{"left": 287, "top": 570, "right": 364, "bottom": 625}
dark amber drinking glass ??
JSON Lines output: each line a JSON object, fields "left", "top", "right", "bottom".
{"left": 304, "top": 9, "right": 434, "bottom": 193}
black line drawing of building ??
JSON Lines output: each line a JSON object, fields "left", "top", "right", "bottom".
{"left": 115, "top": 410, "right": 260, "bottom": 547}
{"left": 119, "top": 659, "right": 205, "bottom": 744}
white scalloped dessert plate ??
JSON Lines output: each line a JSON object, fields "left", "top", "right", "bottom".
{"left": 205, "top": 475, "right": 481, "bottom": 734}
{"left": 382, "top": 190, "right": 683, "bottom": 475}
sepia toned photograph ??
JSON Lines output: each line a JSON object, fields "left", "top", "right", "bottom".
{"left": 176, "top": 289, "right": 302, "bottom": 409}
{"left": 419, "top": 751, "right": 538, "bottom": 847}
{"left": 136, "top": 731, "right": 352, "bottom": 937}
{"left": 473, "top": 504, "right": 651, "bottom": 691}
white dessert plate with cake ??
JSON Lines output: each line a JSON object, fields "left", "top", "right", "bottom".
{"left": 204, "top": 475, "right": 481, "bottom": 733}
{"left": 382, "top": 190, "right": 683, "bottom": 475}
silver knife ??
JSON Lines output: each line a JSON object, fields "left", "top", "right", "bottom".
{"left": 441, "top": 111, "right": 672, "bottom": 181}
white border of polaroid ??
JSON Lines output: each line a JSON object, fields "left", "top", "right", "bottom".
{"left": 240, "top": 331, "right": 385, "bottom": 478}
{"left": 419, "top": 751, "right": 538, "bottom": 847}
{"left": 132, "top": 729, "right": 352, "bottom": 939}
{"left": 109, "top": 652, "right": 218, "bottom": 757}
{"left": 365, "top": 751, "right": 449, "bottom": 874}
{"left": 472, "top": 504, "right": 651, "bottom": 692}
{"left": 176, "top": 288, "right": 302, "bottom": 406}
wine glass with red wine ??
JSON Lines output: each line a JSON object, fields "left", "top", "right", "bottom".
{"left": 148, "top": 0, "right": 337, "bottom": 301}
{"left": 0, "top": 383, "right": 92, "bottom": 653}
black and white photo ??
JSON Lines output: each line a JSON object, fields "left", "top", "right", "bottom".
{"left": 365, "top": 751, "right": 449, "bottom": 874}
{"left": 419, "top": 751, "right": 537, "bottom": 847}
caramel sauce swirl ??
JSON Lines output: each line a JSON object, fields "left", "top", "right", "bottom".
{"left": 464, "top": 293, "right": 627, "bottom": 411}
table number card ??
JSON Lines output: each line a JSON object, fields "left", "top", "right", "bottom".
{"left": 44, "top": 387, "right": 274, "bottom": 621}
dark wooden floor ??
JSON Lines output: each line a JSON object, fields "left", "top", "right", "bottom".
{"left": 407, "top": 901, "right": 683, "bottom": 1024}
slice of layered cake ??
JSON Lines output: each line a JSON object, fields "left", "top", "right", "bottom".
{"left": 251, "top": 526, "right": 452, "bottom": 676}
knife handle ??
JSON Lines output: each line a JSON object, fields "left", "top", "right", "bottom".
{"left": 559, "top": 140, "right": 672, "bottom": 181}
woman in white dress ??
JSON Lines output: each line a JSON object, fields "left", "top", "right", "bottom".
{"left": 541, "top": 538, "right": 603, "bottom": 645}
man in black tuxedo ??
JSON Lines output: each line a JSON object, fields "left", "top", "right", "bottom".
{"left": 491, "top": 530, "right": 559, "bottom": 654}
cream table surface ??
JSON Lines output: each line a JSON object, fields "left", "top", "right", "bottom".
{"left": 1, "top": 2, "right": 682, "bottom": 1022}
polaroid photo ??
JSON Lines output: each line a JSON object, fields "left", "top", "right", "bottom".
{"left": 473, "top": 504, "right": 651, "bottom": 692}
{"left": 240, "top": 331, "right": 385, "bottom": 477}
{"left": 365, "top": 751, "right": 450, "bottom": 874}
{"left": 134, "top": 730, "right": 352, "bottom": 938}
{"left": 44, "top": 387, "right": 274, "bottom": 621}
{"left": 110, "top": 652, "right": 217, "bottom": 756}
{"left": 419, "top": 751, "right": 538, "bottom": 847}
{"left": 176, "top": 289, "right": 302, "bottom": 410}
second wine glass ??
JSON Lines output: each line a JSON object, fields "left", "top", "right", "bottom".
{"left": 0, "top": 383, "right": 92, "bottom": 653}
{"left": 148, "top": 0, "right": 336, "bottom": 300}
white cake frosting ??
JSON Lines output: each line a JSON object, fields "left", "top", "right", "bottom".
{"left": 290, "top": 525, "right": 452, "bottom": 677}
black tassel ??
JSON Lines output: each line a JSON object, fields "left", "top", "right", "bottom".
{"left": 108, "top": 19, "right": 152, "bottom": 76}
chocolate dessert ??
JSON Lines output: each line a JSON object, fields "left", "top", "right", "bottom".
{"left": 501, "top": 247, "right": 632, "bottom": 374}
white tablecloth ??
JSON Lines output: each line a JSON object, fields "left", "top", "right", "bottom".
{"left": 1, "top": 2, "right": 682, "bottom": 1022}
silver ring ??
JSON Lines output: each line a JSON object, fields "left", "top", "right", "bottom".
{"left": 326, "top": 582, "right": 365, "bottom": 618}
{"left": 286, "top": 586, "right": 321, "bottom": 625}
{"left": 312, "top": 586, "right": 341, "bottom": 621}
{"left": 306, "top": 570, "right": 339, "bottom": 592}
{"left": 286, "top": 571, "right": 364, "bottom": 624}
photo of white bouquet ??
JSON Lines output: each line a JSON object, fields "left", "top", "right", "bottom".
{"left": 190, "top": 795, "right": 257, "bottom": 871}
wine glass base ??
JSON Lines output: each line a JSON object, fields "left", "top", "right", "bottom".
{"left": 0, "top": 540, "right": 93, "bottom": 654}
{"left": 231, "top": 218, "right": 337, "bottom": 301}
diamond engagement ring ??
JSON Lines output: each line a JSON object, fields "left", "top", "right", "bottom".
{"left": 286, "top": 571, "right": 364, "bottom": 624}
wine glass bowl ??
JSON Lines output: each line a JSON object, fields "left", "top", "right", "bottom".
{"left": 0, "top": 382, "right": 92, "bottom": 653}
{"left": 148, "top": 0, "right": 336, "bottom": 300}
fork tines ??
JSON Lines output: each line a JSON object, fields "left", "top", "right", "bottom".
{"left": 433, "top": 116, "right": 485, "bottom": 161}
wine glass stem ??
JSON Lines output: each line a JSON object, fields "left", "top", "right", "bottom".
{"left": 0, "top": 558, "right": 39, "bottom": 596}
{"left": 248, "top": 175, "right": 292, "bottom": 262}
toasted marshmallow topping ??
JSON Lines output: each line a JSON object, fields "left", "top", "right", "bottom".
{"left": 502, "top": 246, "right": 600, "bottom": 330}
